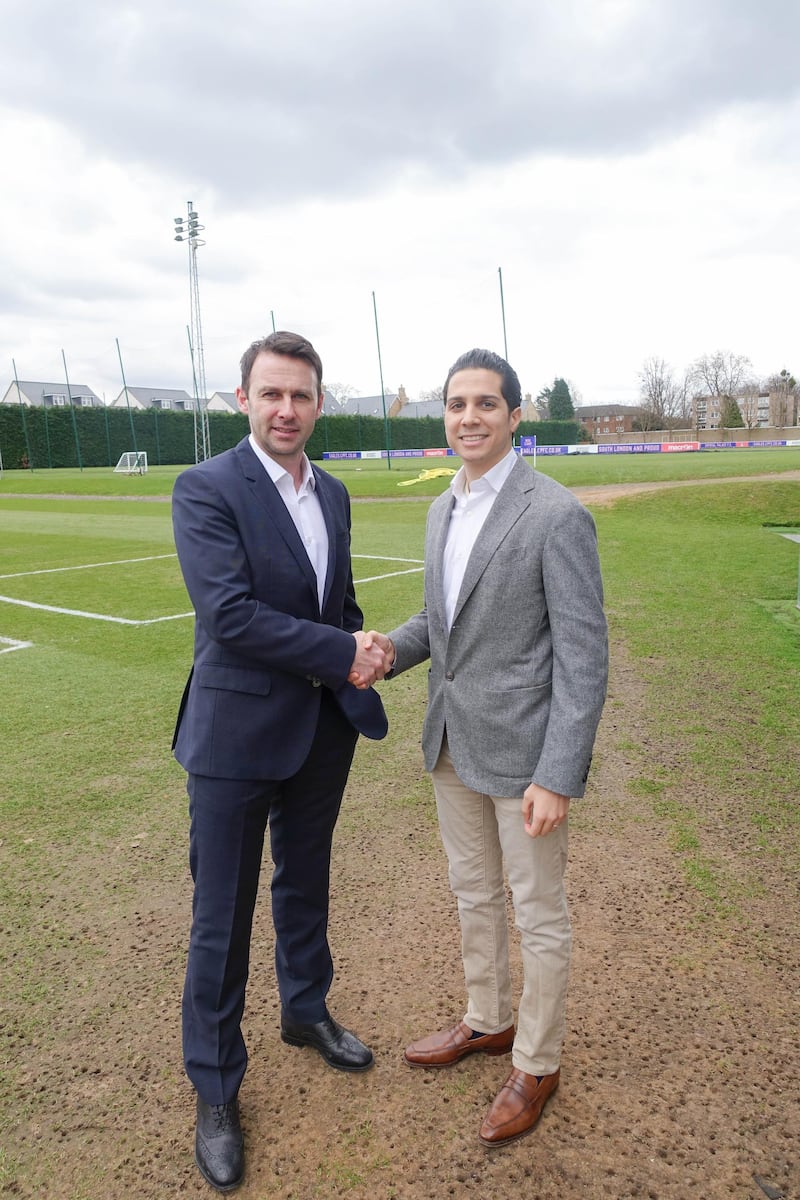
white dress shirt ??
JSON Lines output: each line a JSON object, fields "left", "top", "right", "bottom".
{"left": 248, "top": 435, "right": 329, "bottom": 610}
{"left": 442, "top": 448, "right": 518, "bottom": 631}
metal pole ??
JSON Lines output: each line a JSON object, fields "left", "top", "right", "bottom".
{"left": 372, "top": 291, "right": 391, "bottom": 470}
{"left": 115, "top": 338, "right": 139, "bottom": 455}
{"left": 12, "top": 358, "right": 34, "bottom": 470}
{"left": 270, "top": 310, "right": 276, "bottom": 333}
{"left": 498, "top": 267, "right": 508, "bottom": 361}
{"left": 174, "top": 201, "right": 210, "bottom": 461}
{"left": 43, "top": 391, "right": 52, "bottom": 468}
{"left": 62, "top": 349, "right": 83, "bottom": 471}
{"left": 186, "top": 324, "right": 202, "bottom": 464}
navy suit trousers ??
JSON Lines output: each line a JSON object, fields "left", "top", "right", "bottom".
{"left": 182, "top": 690, "right": 358, "bottom": 1104}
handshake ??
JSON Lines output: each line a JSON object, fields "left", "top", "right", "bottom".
{"left": 349, "top": 630, "right": 395, "bottom": 689}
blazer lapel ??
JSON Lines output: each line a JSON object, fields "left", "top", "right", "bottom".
{"left": 313, "top": 468, "right": 341, "bottom": 617}
{"left": 452, "top": 458, "right": 533, "bottom": 625}
{"left": 427, "top": 492, "right": 454, "bottom": 637}
{"left": 236, "top": 439, "right": 320, "bottom": 611}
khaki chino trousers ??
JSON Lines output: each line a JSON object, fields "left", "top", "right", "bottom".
{"left": 431, "top": 741, "right": 571, "bottom": 1077}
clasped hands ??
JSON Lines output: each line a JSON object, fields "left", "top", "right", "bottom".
{"left": 349, "top": 630, "right": 395, "bottom": 689}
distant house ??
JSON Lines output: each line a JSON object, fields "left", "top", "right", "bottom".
{"left": 207, "top": 391, "right": 240, "bottom": 414}
{"left": 322, "top": 391, "right": 399, "bottom": 418}
{"left": 1, "top": 380, "right": 103, "bottom": 408}
{"left": 575, "top": 404, "right": 640, "bottom": 437}
{"left": 110, "top": 386, "right": 195, "bottom": 412}
{"left": 388, "top": 385, "right": 444, "bottom": 419}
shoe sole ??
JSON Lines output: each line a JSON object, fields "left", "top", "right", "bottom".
{"left": 280, "top": 1030, "right": 374, "bottom": 1072}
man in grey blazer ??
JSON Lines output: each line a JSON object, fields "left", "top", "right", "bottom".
{"left": 361, "top": 348, "right": 608, "bottom": 1147}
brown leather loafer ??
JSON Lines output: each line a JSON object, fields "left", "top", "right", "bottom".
{"left": 478, "top": 1067, "right": 560, "bottom": 1147}
{"left": 403, "top": 1020, "right": 515, "bottom": 1068}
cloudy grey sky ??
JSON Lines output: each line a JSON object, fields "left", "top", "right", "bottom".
{"left": 1, "top": 0, "right": 799, "bottom": 407}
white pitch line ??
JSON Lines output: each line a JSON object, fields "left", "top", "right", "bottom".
{"left": 351, "top": 554, "right": 424, "bottom": 564}
{"left": 0, "top": 554, "right": 422, "bottom": 626}
{"left": 0, "top": 552, "right": 419, "bottom": 582}
{"left": 354, "top": 567, "right": 424, "bottom": 584}
{"left": 0, "top": 595, "right": 193, "bottom": 625}
{"left": 0, "top": 635, "right": 34, "bottom": 654}
{"left": 0, "top": 553, "right": 177, "bottom": 581}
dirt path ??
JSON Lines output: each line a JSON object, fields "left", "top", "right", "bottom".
{"left": 7, "top": 664, "right": 798, "bottom": 1199}
{"left": 570, "top": 468, "right": 800, "bottom": 506}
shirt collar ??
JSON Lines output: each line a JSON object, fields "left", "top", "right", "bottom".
{"left": 450, "top": 447, "right": 517, "bottom": 499}
{"left": 248, "top": 434, "right": 316, "bottom": 492}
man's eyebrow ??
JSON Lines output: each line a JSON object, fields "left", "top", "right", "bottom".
{"left": 447, "top": 392, "right": 500, "bottom": 401}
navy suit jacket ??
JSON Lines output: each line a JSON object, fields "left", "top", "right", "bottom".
{"left": 172, "top": 437, "right": 387, "bottom": 780}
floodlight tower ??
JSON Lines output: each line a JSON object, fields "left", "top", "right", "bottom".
{"left": 174, "top": 201, "right": 210, "bottom": 462}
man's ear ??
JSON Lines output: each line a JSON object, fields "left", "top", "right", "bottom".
{"left": 235, "top": 387, "right": 248, "bottom": 415}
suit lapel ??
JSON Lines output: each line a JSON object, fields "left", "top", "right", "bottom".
{"left": 235, "top": 439, "right": 320, "bottom": 611}
{"left": 427, "top": 492, "right": 454, "bottom": 636}
{"left": 452, "top": 458, "right": 533, "bottom": 625}
{"left": 312, "top": 467, "right": 341, "bottom": 617}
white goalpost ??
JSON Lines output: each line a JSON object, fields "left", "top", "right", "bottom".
{"left": 114, "top": 451, "right": 148, "bottom": 475}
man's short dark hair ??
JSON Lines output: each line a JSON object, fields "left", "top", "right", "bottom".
{"left": 443, "top": 349, "right": 522, "bottom": 413}
{"left": 239, "top": 331, "right": 323, "bottom": 395}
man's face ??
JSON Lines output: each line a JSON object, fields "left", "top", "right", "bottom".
{"left": 444, "top": 367, "right": 521, "bottom": 480}
{"left": 236, "top": 351, "right": 323, "bottom": 466}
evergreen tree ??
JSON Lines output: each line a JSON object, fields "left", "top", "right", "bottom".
{"left": 719, "top": 396, "right": 745, "bottom": 428}
{"left": 549, "top": 377, "right": 575, "bottom": 420}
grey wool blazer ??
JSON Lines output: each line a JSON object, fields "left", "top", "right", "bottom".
{"left": 388, "top": 455, "right": 608, "bottom": 799}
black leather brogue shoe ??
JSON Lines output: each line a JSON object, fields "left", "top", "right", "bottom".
{"left": 281, "top": 1015, "right": 374, "bottom": 1072}
{"left": 195, "top": 1096, "right": 244, "bottom": 1192}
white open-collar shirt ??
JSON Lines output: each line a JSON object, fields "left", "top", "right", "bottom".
{"left": 248, "top": 434, "right": 329, "bottom": 610}
{"left": 442, "top": 447, "right": 518, "bottom": 631}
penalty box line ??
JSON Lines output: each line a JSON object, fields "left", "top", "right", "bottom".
{"left": 0, "top": 554, "right": 423, "bottom": 626}
{"left": 0, "top": 635, "right": 34, "bottom": 655}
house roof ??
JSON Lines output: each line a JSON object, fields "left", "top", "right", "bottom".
{"left": 322, "top": 393, "right": 398, "bottom": 417}
{"left": 394, "top": 399, "right": 443, "bottom": 419}
{"left": 2, "top": 380, "right": 101, "bottom": 404}
{"left": 120, "top": 386, "right": 193, "bottom": 403}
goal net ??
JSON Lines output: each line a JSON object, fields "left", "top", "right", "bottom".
{"left": 114, "top": 451, "right": 148, "bottom": 475}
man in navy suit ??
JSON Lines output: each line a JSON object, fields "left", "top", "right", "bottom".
{"left": 172, "top": 330, "right": 388, "bottom": 1192}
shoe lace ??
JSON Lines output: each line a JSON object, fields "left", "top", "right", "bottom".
{"left": 210, "top": 1103, "right": 237, "bottom": 1134}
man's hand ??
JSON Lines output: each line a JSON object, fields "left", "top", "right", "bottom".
{"left": 348, "top": 630, "right": 394, "bottom": 689}
{"left": 522, "top": 783, "right": 570, "bottom": 838}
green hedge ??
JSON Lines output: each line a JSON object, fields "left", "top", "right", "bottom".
{"left": 0, "top": 404, "right": 580, "bottom": 470}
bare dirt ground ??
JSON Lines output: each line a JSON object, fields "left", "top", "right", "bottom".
{"left": 4, "top": 478, "right": 799, "bottom": 1200}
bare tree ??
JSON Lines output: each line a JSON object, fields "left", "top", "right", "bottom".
{"left": 765, "top": 368, "right": 798, "bottom": 427}
{"left": 325, "top": 382, "right": 359, "bottom": 411}
{"left": 566, "top": 379, "right": 583, "bottom": 408}
{"left": 689, "top": 350, "right": 754, "bottom": 400}
{"left": 637, "top": 357, "right": 689, "bottom": 431}
{"left": 737, "top": 378, "right": 762, "bottom": 429}
{"left": 419, "top": 385, "right": 444, "bottom": 405}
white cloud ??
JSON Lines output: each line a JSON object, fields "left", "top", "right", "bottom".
{"left": 1, "top": 0, "right": 799, "bottom": 409}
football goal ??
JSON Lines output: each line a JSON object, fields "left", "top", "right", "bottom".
{"left": 114, "top": 451, "right": 148, "bottom": 475}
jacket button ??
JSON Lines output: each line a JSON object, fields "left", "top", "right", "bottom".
{"left": 309, "top": 676, "right": 322, "bottom": 687}
{"left": 445, "top": 671, "right": 454, "bottom": 681}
